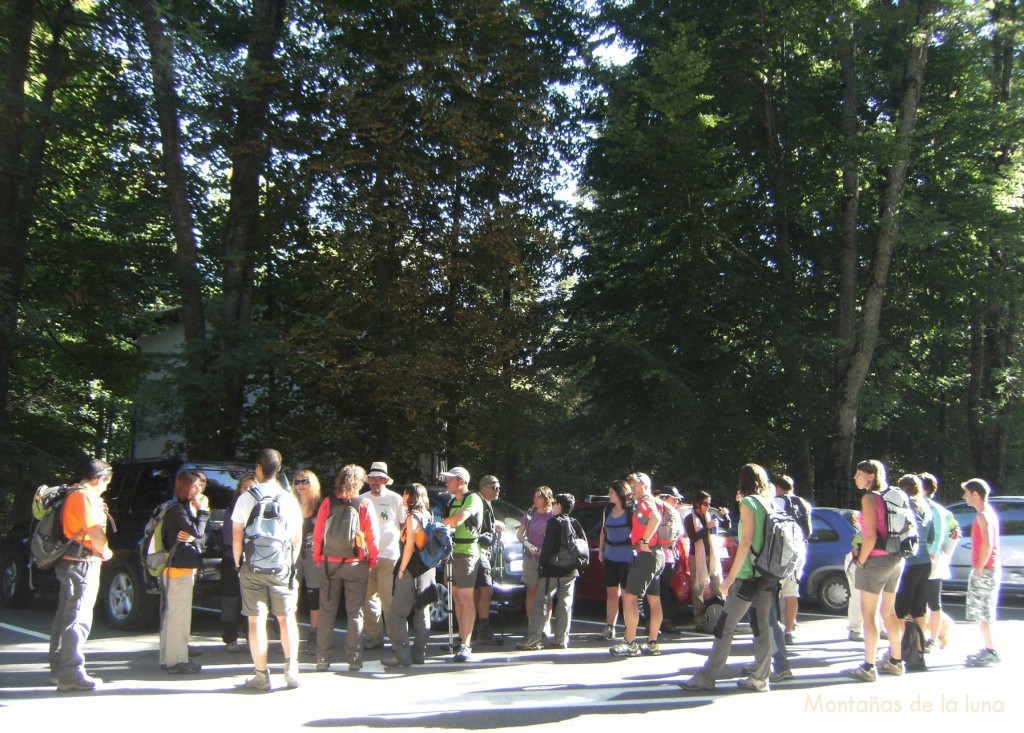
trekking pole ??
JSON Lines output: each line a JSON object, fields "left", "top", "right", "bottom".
{"left": 493, "top": 535, "right": 505, "bottom": 639}
{"left": 445, "top": 553, "right": 455, "bottom": 652}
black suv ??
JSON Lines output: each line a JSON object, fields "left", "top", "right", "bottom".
{"left": 0, "top": 457, "right": 254, "bottom": 630}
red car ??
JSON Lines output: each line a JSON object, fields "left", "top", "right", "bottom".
{"left": 571, "top": 498, "right": 738, "bottom": 611}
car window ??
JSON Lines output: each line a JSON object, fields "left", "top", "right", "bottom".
{"left": 196, "top": 466, "right": 251, "bottom": 513}
{"left": 994, "top": 501, "right": 1024, "bottom": 537}
{"left": 131, "top": 466, "right": 175, "bottom": 519}
{"left": 574, "top": 505, "right": 605, "bottom": 540}
{"left": 103, "top": 465, "right": 139, "bottom": 516}
{"left": 949, "top": 503, "right": 977, "bottom": 536}
{"left": 808, "top": 514, "right": 839, "bottom": 543}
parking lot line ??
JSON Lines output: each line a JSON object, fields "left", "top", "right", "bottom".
{"left": 0, "top": 622, "right": 48, "bottom": 641}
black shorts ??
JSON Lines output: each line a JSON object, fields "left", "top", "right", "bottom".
{"left": 475, "top": 551, "right": 493, "bottom": 589}
{"left": 895, "top": 562, "right": 931, "bottom": 619}
{"left": 603, "top": 558, "right": 631, "bottom": 589}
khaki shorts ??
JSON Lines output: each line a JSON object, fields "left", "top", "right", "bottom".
{"left": 239, "top": 568, "right": 298, "bottom": 618}
{"left": 625, "top": 550, "right": 665, "bottom": 597}
{"left": 451, "top": 553, "right": 480, "bottom": 589}
{"left": 854, "top": 553, "right": 904, "bottom": 595}
{"left": 522, "top": 555, "right": 541, "bottom": 586}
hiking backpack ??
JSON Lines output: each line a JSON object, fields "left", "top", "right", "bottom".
{"left": 750, "top": 494, "right": 806, "bottom": 581}
{"left": 549, "top": 517, "right": 589, "bottom": 572}
{"left": 242, "top": 485, "right": 294, "bottom": 575}
{"left": 417, "top": 513, "right": 454, "bottom": 570}
{"left": 781, "top": 494, "right": 813, "bottom": 541}
{"left": 29, "top": 485, "right": 86, "bottom": 570}
{"left": 140, "top": 499, "right": 178, "bottom": 578}
{"left": 321, "top": 495, "right": 363, "bottom": 559}
{"left": 655, "top": 498, "right": 683, "bottom": 544}
{"left": 875, "top": 487, "right": 920, "bottom": 559}
{"left": 901, "top": 620, "right": 927, "bottom": 672}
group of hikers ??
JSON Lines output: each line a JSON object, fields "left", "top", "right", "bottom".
{"left": 45, "top": 450, "right": 1002, "bottom": 694}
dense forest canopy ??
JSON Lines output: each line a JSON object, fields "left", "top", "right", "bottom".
{"left": 2, "top": 0, "right": 1023, "bottom": 514}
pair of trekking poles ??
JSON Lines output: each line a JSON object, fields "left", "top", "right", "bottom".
{"left": 442, "top": 535, "right": 505, "bottom": 651}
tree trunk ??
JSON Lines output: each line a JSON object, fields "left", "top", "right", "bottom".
{"left": 0, "top": 0, "right": 72, "bottom": 436}
{"left": 213, "top": 0, "right": 287, "bottom": 457}
{"left": 825, "top": 0, "right": 938, "bottom": 486}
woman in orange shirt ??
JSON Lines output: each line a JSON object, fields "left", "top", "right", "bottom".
{"left": 383, "top": 483, "right": 436, "bottom": 667}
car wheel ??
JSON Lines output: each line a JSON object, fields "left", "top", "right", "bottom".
{"left": 0, "top": 552, "right": 34, "bottom": 608}
{"left": 816, "top": 571, "right": 850, "bottom": 614}
{"left": 100, "top": 559, "right": 158, "bottom": 630}
{"left": 429, "top": 579, "right": 451, "bottom": 629}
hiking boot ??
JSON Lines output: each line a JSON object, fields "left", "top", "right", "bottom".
{"left": 348, "top": 661, "right": 363, "bottom": 672}
{"left": 315, "top": 658, "right": 331, "bottom": 672}
{"left": 453, "top": 643, "right": 473, "bottom": 662}
{"left": 878, "top": 657, "right": 904, "bottom": 676}
{"left": 784, "top": 632, "right": 794, "bottom": 645}
{"left": 56, "top": 672, "right": 100, "bottom": 693}
{"left": 551, "top": 640, "right": 568, "bottom": 649}
{"left": 843, "top": 664, "right": 877, "bottom": 682}
{"left": 243, "top": 669, "right": 271, "bottom": 691}
{"left": 601, "top": 625, "right": 616, "bottom": 640}
{"left": 770, "top": 668, "right": 794, "bottom": 683}
{"left": 641, "top": 639, "right": 661, "bottom": 656}
{"left": 737, "top": 676, "right": 769, "bottom": 692}
{"left": 609, "top": 640, "right": 640, "bottom": 657}
{"left": 966, "top": 648, "right": 1001, "bottom": 667}
{"left": 848, "top": 630, "right": 864, "bottom": 642}
{"left": 224, "top": 640, "right": 247, "bottom": 653}
{"left": 475, "top": 626, "right": 499, "bottom": 646}
{"left": 515, "top": 640, "right": 543, "bottom": 651}
{"left": 923, "top": 639, "right": 936, "bottom": 653}
{"left": 283, "top": 662, "right": 301, "bottom": 688}
{"left": 166, "top": 661, "right": 202, "bottom": 674}
{"left": 678, "top": 674, "right": 716, "bottom": 691}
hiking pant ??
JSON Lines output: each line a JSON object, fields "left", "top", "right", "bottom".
{"left": 389, "top": 566, "right": 436, "bottom": 662}
{"left": 524, "top": 574, "right": 576, "bottom": 645}
{"left": 700, "top": 577, "right": 775, "bottom": 682}
{"left": 363, "top": 557, "right": 397, "bottom": 645}
{"left": 49, "top": 558, "right": 101, "bottom": 683}
{"left": 160, "top": 571, "right": 195, "bottom": 666}
{"left": 220, "top": 556, "right": 245, "bottom": 644}
{"left": 318, "top": 560, "right": 368, "bottom": 665}
{"left": 692, "top": 563, "right": 724, "bottom": 623}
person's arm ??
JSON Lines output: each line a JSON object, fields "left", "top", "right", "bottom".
{"left": 722, "top": 500, "right": 755, "bottom": 595}
{"left": 232, "top": 520, "right": 245, "bottom": 569}
{"left": 857, "top": 493, "right": 878, "bottom": 567}
{"left": 361, "top": 498, "right": 380, "bottom": 568}
{"left": 313, "top": 497, "right": 328, "bottom": 564}
{"left": 598, "top": 510, "right": 607, "bottom": 561}
{"left": 975, "top": 512, "right": 993, "bottom": 573}
{"left": 637, "top": 498, "right": 661, "bottom": 551}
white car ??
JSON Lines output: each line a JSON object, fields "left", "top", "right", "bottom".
{"left": 945, "top": 496, "right": 1024, "bottom": 595}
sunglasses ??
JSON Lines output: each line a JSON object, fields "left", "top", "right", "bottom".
{"left": 294, "top": 478, "right": 311, "bottom": 486}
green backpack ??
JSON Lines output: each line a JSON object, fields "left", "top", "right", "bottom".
{"left": 141, "top": 500, "right": 178, "bottom": 577}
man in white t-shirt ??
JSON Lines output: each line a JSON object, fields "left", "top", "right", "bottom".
{"left": 362, "top": 461, "right": 406, "bottom": 649}
{"left": 231, "top": 448, "right": 303, "bottom": 691}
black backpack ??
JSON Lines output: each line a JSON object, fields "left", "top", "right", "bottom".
{"left": 781, "top": 494, "right": 812, "bottom": 541}
{"left": 901, "top": 621, "right": 927, "bottom": 672}
{"left": 548, "top": 516, "right": 589, "bottom": 572}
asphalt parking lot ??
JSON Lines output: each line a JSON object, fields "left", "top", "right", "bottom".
{"left": 0, "top": 593, "right": 1019, "bottom": 731}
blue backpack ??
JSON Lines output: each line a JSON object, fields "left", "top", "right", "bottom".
{"left": 418, "top": 514, "right": 453, "bottom": 570}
